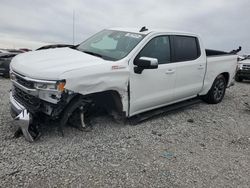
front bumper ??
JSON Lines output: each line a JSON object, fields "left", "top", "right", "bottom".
{"left": 10, "top": 91, "right": 35, "bottom": 142}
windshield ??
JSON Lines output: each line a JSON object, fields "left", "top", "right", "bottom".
{"left": 77, "top": 30, "right": 145, "bottom": 61}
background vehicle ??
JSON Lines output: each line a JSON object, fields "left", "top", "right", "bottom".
{"left": 36, "top": 44, "right": 75, "bottom": 51}
{"left": 0, "top": 49, "right": 9, "bottom": 53}
{"left": 9, "top": 28, "right": 238, "bottom": 141}
{"left": 236, "top": 56, "right": 250, "bottom": 82}
{"left": 0, "top": 52, "right": 20, "bottom": 78}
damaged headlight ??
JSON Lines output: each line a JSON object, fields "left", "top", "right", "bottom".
{"left": 34, "top": 80, "right": 66, "bottom": 92}
{"left": 57, "top": 80, "right": 66, "bottom": 92}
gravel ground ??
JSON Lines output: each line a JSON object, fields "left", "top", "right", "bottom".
{"left": 0, "top": 78, "right": 250, "bottom": 188}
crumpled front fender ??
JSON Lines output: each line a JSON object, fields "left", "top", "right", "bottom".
{"left": 60, "top": 63, "right": 130, "bottom": 115}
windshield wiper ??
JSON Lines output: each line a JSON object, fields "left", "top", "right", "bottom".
{"left": 82, "top": 50, "right": 103, "bottom": 58}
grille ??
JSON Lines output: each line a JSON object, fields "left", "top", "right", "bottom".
{"left": 13, "top": 86, "right": 40, "bottom": 109}
{"left": 242, "top": 64, "right": 250, "bottom": 70}
{"left": 15, "top": 75, "right": 34, "bottom": 89}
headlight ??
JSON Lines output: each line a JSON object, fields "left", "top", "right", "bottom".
{"left": 34, "top": 80, "right": 66, "bottom": 92}
{"left": 57, "top": 80, "right": 66, "bottom": 92}
{"left": 34, "top": 82, "right": 56, "bottom": 90}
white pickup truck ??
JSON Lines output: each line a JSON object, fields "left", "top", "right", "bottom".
{"left": 10, "top": 27, "right": 238, "bottom": 141}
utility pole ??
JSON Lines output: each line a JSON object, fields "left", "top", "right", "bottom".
{"left": 73, "top": 10, "right": 75, "bottom": 45}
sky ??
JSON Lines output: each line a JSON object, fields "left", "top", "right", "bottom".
{"left": 0, "top": 0, "right": 249, "bottom": 54}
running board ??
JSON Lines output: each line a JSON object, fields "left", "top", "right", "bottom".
{"left": 129, "top": 98, "right": 202, "bottom": 125}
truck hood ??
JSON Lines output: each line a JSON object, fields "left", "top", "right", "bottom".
{"left": 10, "top": 47, "right": 109, "bottom": 80}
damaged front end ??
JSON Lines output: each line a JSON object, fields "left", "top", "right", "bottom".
{"left": 10, "top": 89, "right": 91, "bottom": 142}
{"left": 9, "top": 67, "right": 128, "bottom": 142}
{"left": 9, "top": 71, "right": 73, "bottom": 142}
{"left": 9, "top": 71, "right": 110, "bottom": 142}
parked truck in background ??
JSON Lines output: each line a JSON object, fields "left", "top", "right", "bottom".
{"left": 9, "top": 27, "right": 238, "bottom": 141}
{"left": 236, "top": 56, "right": 250, "bottom": 82}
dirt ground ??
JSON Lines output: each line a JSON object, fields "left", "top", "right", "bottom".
{"left": 0, "top": 78, "right": 250, "bottom": 187}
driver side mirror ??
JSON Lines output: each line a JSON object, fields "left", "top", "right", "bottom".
{"left": 134, "top": 57, "right": 158, "bottom": 74}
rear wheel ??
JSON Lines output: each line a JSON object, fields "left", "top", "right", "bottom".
{"left": 203, "top": 75, "right": 226, "bottom": 104}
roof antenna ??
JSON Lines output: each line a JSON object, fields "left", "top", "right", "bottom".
{"left": 72, "top": 9, "right": 75, "bottom": 45}
{"left": 140, "top": 26, "right": 148, "bottom": 32}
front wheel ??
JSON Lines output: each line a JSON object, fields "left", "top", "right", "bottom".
{"left": 203, "top": 75, "right": 226, "bottom": 104}
{"left": 68, "top": 107, "right": 91, "bottom": 131}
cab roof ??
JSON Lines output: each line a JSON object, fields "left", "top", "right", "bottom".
{"left": 109, "top": 27, "right": 198, "bottom": 37}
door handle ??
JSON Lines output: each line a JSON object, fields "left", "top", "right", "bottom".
{"left": 198, "top": 65, "right": 204, "bottom": 70}
{"left": 165, "top": 69, "right": 175, "bottom": 74}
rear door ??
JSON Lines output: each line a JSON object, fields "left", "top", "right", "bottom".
{"left": 171, "top": 36, "right": 206, "bottom": 100}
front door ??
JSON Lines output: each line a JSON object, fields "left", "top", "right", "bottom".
{"left": 129, "top": 35, "right": 176, "bottom": 116}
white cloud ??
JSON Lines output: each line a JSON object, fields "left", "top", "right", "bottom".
{"left": 0, "top": 0, "right": 249, "bottom": 53}
{"left": 0, "top": 34, "right": 49, "bottom": 50}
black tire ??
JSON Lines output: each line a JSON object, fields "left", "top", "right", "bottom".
{"left": 203, "top": 75, "right": 226, "bottom": 104}
{"left": 235, "top": 75, "right": 243, "bottom": 82}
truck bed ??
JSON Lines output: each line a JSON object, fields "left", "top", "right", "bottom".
{"left": 205, "top": 49, "right": 229, "bottom": 56}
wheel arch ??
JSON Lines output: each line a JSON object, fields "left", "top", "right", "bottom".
{"left": 200, "top": 71, "right": 231, "bottom": 96}
{"left": 87, "top": 90, "right": 124, "bottom": 114}
{"left": 67, "top": 90, "right": 127, "bottom": 117}
{"left": 221, "top": 72, "right": 230, "bottom": 86}
{"left": 201, "top": 73, "right": 227, "bottom": 104}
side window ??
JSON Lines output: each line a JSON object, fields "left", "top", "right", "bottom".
{"left": 173, "top": 36, "right": 200, "bottom": 62}
{"left": 137, "top": 36, "right": 171, "bottom": 64}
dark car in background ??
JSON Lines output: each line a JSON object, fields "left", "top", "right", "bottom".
{"left": 0, "top": 48, "right": 30, "bottom": 78}
{"left": 36, "top": 44, "right": 74, "bottom": 51}
{"left": 0, "top": 52, "right": 20, "bottom": 78}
